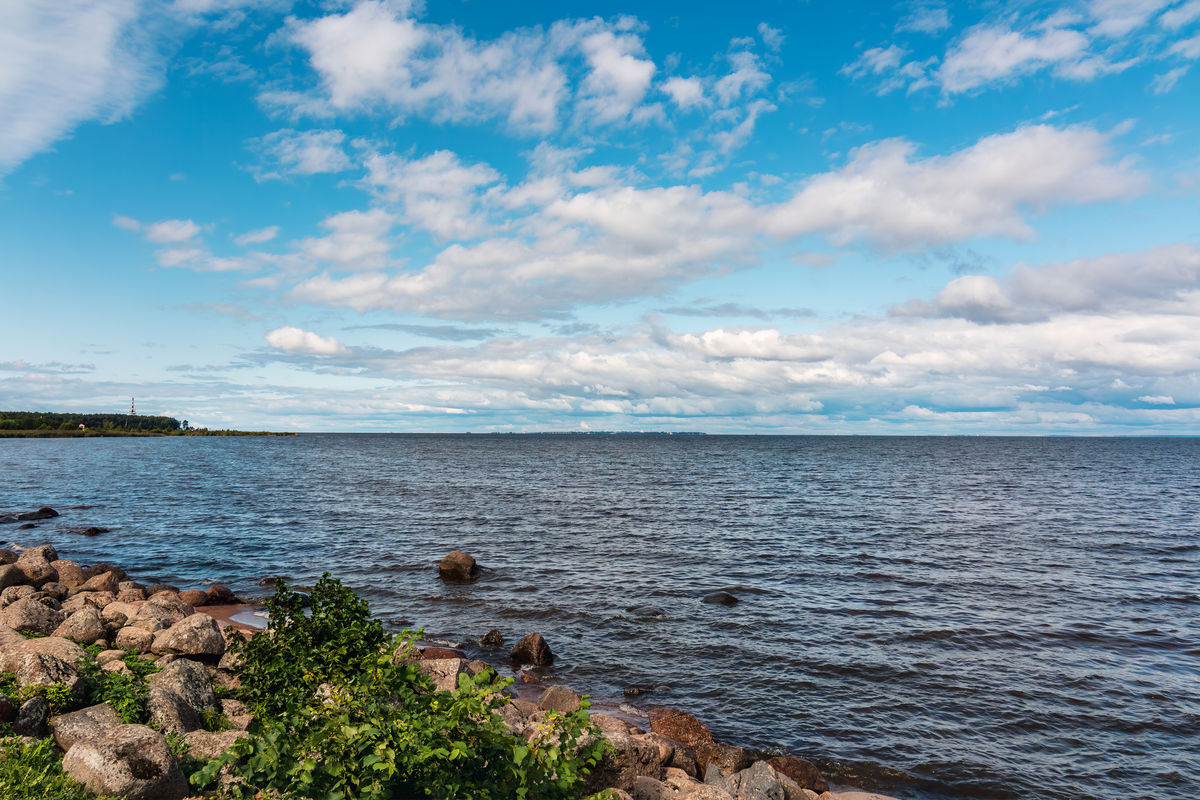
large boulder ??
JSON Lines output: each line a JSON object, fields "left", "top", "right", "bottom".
{"left": 766, "top": 757, "right": 828, "bottom": 794}
{"left": 61, "top": 723, "right": 188, "bottom": 800}
{"left": 13, "top": 696, "right": 50, "bottom": 737}
{"left": 0, "top": 631, "right": 87, "bottom": 672}
{"left": 416, "top": 657, "right": 469, "bottom": 693}
{"left": 147, "top": 658, "right": 219, "bottom": 733}
{"left": 702, "top": 591, "right": 740, "bottom": 606}
{"left": 0, "top": 584, "right": 35, "bottom": 607}
{"left": 649, "top": 708, "right": 753, "bottom": 775}
{"left": 510, "top": 632, "right": 554, "bottom": 666}
{"left": 16, "top": 507, "right": 59, "bottom": 522}
{"left": 585, "top": 719, "right": 672, "bottom": 794}
{"left": 220, "top": 698, "right": 254, "bottom": 730}
{"left": 438, "top": 551, "right": 481, "bottom": 582}
{"left": 181, "top": 729, "right": 248, "bottom": 760}
{"left": 206, "top": 584, "right": 236, "bottom": 604}
{"left": 0, "top": 549, "right": 17, "bottom": 565}
{"left": 114, "top": 626, "right": 154, "bottom": 653}
{"left": 50, "top": 703, "right": 125, "bottom": 751}
{"left": 705, "top": 760, "right": 792, "bottom": 800}
{"left": 16, "top": 547, "right": 58, "bottom": 587}
{"left": 0, "top": 692, "right": 12, "bottom": 723}
{"left": 1, "top": 595, "right": 66, "bottom": 635}
{"left": 150, "top": 613, "right": 224, "bottom": 659}
{"left": 50, "top": 559, "right": 86, "bottom": 589}
{"left": 538, "top": 685, "right": 581, "bottom": 713}
{"left": 78, "top": 570, "right": 120, "bottom": 594}
{"left": 16, "top": 652, "right": 84, "bottom": 706}
{"left": 53, "top": 608, "right": 105, "bottom": 644}
{"left": 178, "top": 590, "right": 208, "bottom": 607}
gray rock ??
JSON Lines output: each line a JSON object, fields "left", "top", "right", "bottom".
{"left": 17, "top": 652, "right": 85, "bottom": 704}
{"left": 633, "top": 776, "right": 678, "bottom": 800}
{"left": 50, "top": 702, "right": 125, "bottom": 751}
{"left": 2, "top": 595, "right": 67, "bottom": 635}
{"left": 53, "top": 608, "right": 105, "bottom": 644}
{"left": 181, "top": 729, "right": 248, "bottom": 759}
{"left": 417, "top": 657, "right": 468, "bottom": 693}
{"left": 707, "top": 760, "right": 786, "bottom": 800}
{"left": 16, "top": 508, "right": 59, "bottom": 522}
{"left": 61, "top": 723, "right": 188, "bottom": 800}
{"left": 13, "top": 696, "right": 50, "bottom": 737}
{"left": 150, "top": 613, "right": 225, "bottom": 659}
{"left": 538, "top": 684, "right": 582, "bottom": 713}
{"left": 220, "top": 698, "right": 254, "bottom": 730}
{"left": 146, "top": 658, "right": 218, "bottom": 733}
{"left": 585, "top": 725, "right": 670, "bottom": 794}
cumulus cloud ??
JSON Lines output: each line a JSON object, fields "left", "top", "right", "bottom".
{"left": 299, "top": 208, "right": 395, "bottom": 271}
{"left": 896, "top": 3, "right": 951, "bottom": 35}
{"left": 235, "top": 226, "right": 279, "bottom": 246}
{"left": 938, "top": 23, "right": 1092, "bottom": 93}
{"left": 248, "top": 128, "right": 354, "bottom": 180}
{"left": 662, "top": 76, "right": 705, "bottom": 108}
{"left": 144, "top": 218, "right": 201, "bottom": 243}
{"left": 362, "top": 150, "right": 500, "bottom": 239}
{"left": 265, "top": 326, "right": 349, "bottom": 355}
{"left": 1151, "top": 65, "right": 1189, "bottom": 93}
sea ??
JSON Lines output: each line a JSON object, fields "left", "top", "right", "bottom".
{"left": 1, "top": 434, "right": 1197, "bottom": 800}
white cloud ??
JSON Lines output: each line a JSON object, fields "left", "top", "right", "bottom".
{"left": 757, "top": 22, "right": 785, "bottom": 51}
{"left": 714, "top": 51, "right": 771, "bottom": 105}
{"left": 576, "top": 29, "right": 656, "bottom": 123}
{"left": 0, "top": 0, "right": 173, "bottom": 175}
{"left": 144, "top": 218, "right": 201, "bottom": 243}
{"left": 1136, "top": 395, "right": 1176, "bottom": 404}
{"left": 1151, "top": 65, "right": 1189, "bottom": 93}
{"left": 300, "top": 208, "right": 395, "bottom": 271}
{"left": 1161, "top": 0, "right": 1200, "bottom": 28}
{"left": 235, "top": 226, "right": 280, "bottom": 246}
{"left": 112, "top": 214, "right": 141, "bottom": 231}
{"left": 896, "top": 3, "right": 951, "bottom": 34}
{"left": 662, "top": 76, "right": 705, "bottom": 108}
{"left": 363, "top": 150, "right": 500, "bottom": 239}
{"left": 763, "top": 125, "right": 1145, "bottom": 250}
{"left": 1088, "top": 0, "right": 1173, "bottom": 37}
{"left": 265, "top": 326, "right": 349, "bottom": 355}
{"left": 939, "top": 23, "right": 1091, "bottom": 93}
{"left": 248, "top": 128, "right": 353, "bottom": 180}
{"left": 1170, "top": 34, "right": 1200, "bottom": 58}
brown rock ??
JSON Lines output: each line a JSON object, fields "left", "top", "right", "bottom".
{"left": 0, "top": 549, "right": 16, "bottom": 565}
{"left": 438, "top": 550, "right": 480, "bottom": 582}
{"left": 53, "top": 608, "right": 105, "bottom": 644}
{"left": 0, "top": 565, "right": 27, "bottom": 594}
{"left": 101, "top": 601, "right": 141, "bottom": 631}
{"left": 41, "top": 581, "right": 68, "bottom": 601}
{"left": 510, "top": 632, "right": 554, "bottom": 666}
{"left": 150, "top": 613, "right": 225, "bottom": 659}
{"left": 82, "top": 563, "right": 129, "bottom": 582}
{"left": 0, "top": 583, "right": 35, "bottom": 607}
{"left": 16, "top": 554, "right": 58, "bottom": 587}
{"left": 416, "top": 657, "right": 469, "bottom": 693}
{"left": 181, "top": 729, "right": 248, "bottom": 760}
{"left": 585, "top": 726, "right": 670, "bottom": 794}
{"left": 178, "top": 590, "right": 208, "bottom": 607}
{"left": 51, "top": 560, "right": 86, "bottom": 588}
{"left": 538, "top": 684, "right": 581, "bottom": 713}
{"left": 649, "top": 707, "right": 752, "bottom": 775}
{"left": 61, "top": 723, "right": 188, "bottom": 800}
{"left": 0, "top": 632, "right": 87, "bottom": 672}
{"left": 17, "top": 652, "right": 84, "bottom": 704}
{"left": 206, "top": 584, "right": 236, "bottom": 604}
{"left": 79, "top": 571, "right": 120, "bottom": 594}
{"left": 117, "top": 588, "right": 147, "bottom": 602}
{"left": 220, "top": 698, "right": 254, "bottom": 730}
{"left": 50, "top": 703, "right": 124, "bottom": 752}
{"left": 633, "top": 776, "right": 677, "bottom": 800}
{"left": 481, "top": 628, "right": 504, "bottom": 647}
{"left": 420, "top": 645, "right": 467, "bottom": 660}
{"left": 767, "top": 756, "right": 829, "bottom": 794}
{"left": 114, "top": 626, "right": 154, "bottom": 653}
{"left": 2, "top": 595, "right": 66, "bottom": 635}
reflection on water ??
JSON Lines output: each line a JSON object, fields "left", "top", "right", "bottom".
{"left": 1, "top": 434, "right": 1197, "bottom": 800}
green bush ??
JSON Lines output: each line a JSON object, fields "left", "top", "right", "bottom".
{"left": 194, "top": 575, "right": 606, "bottom": 800}
{"left": 77, "top": 650, "right": 160, "bottom": 723}
{"left": 0, "top": 736, "right": 112, "bottom": 800}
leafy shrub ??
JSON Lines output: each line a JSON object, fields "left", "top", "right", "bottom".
{"left": 0, "top": 736, "right": 112, "bottom": 800}
{"left": 194, "top": 575, "right": 605, "bottom": 800}
{"left": 77, "top": 650, "right": 160, "bottom": 723}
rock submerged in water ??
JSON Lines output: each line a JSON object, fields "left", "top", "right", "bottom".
{"left": 16, "top": 506, "right": 59, "bottom": 522}
{"left": 481, "top": 628, "right": 504, "bottom": 647}
{"left": 438, "top": 550, "right": 481, "bottom": 583}
{"left": 510, "top": 632, "right": 554, "bottom": 666}
{"left": 702, "top": 591, "right": 739, "bottom": 606}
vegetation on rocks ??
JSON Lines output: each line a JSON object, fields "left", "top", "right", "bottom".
{"left": 193, "top": 575, "right": 606, "bottom": 800}
{"left": 0, "top": 737, "right": 113, "bottom": 800}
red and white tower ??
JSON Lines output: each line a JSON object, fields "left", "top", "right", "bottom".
{"left": 130, "top": 397, "right": 136, "bottom": 415}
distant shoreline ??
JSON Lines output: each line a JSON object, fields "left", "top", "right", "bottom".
{"left": 0, "top": 429, "right": 295, "bottom": 438}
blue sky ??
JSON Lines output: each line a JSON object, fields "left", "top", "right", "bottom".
{"left": 1, "top": 0, "right": 1198, "bottom": 433}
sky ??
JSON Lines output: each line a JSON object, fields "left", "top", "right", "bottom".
{"left": 1, "top": 0, "right": 1198, "bottom": 434}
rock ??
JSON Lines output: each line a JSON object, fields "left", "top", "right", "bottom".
{"left": 101, "top": 601, "right": 140, "bottom": 631}
{"left": 50, "top": 703, "right": 124, "bottom": 752}
{"left": 143, "top": 583, "right": 179, "bottom": 596}
{"left": 702, "top": 592, "right": 739, "bottom": 606}
{"left": 78, "top": 570, "right": 121, "bottom": 594}
{"left": 181, "top": 729, "right": 248, "bottom": 760}
{"left": 0, "top": 693, "right": 12, "bottom": 722}
{"left": 117, "top": 588, "right": 147, "bottom": 602}
{"left": 0, "top": 563, "right": 29, "bottom": 593}
{"left": 206, "top": 584, "right": 236, "bottom": 604}
{"left": 66, "top": 591, "right": 114, "bottom": 614}
{"left": 633, "top": 776, "right": 678, "bottom": 800}
{"left": 2, "top": 595, "right": 66, "bottom": 635}
{"left": 220, "top": 698, "right": 254, "bottom": 730}
{"left": 118, "top": 580, "right": 145, "bottom": 592}
{"left": 16, "top": 555, "right": 57, "bottom": 587}
{"left": 17, "top": 522, "right": 36, "bottom": 530}
{"left": 649, "top": 708, "right": 753, "bottom": 775}
{"left": 82, "top": 563, "right": 129, "bottom": 582}
{"left": 417, "top": 657, "right": 469, "bottom": 693}
{"left": 538, "top": 685, "right": 581, "bottom": 713}
{"left": 16, "top": 507, "right": 59, "bottom": 521}
{"left": 438, "top": 550, "right": 481, "bottom": 582}
{"left": 96, "top": 649, "right": 127, "bottom": 666}
{"left": 0, "top": 583, "right": 35, "bottom": 607}
{"left": 53, "top": 608, "right": 105, "bottom": 644}
{"left": 17, "top": 652, "right": 85, "bottom": 703}
{"left": 585, "top": 725, "right": 670, "bottom": 794}
{"left": 178, "top": 590, "right": 208, "bottom": 607}
{"left": 481, "top": 628, "right": 504, "bottom": 647}
{"left": 0, "top": 632, "right": 87, "bottom": 672}
{"left": 0, "top": 549, "right": 16, "bottom": 564}
{"left": 217, "top": 649, "right": 244, "bottom": 672}
{"left": 510, "top": 632, "right": 554, "bottom": 666}
{"left": 147, "top": 659, "right": 219, "bottom": 734}
{"left": 466, "top": 659, "right": 493, "bottom": 677}
{"left": 103, "top": 660, "right": 134, "bottom": 677}
{"left": 61, "top": 723, "right": 188, "bottom": 800}
{"left": 151, "top": 613, "right": 225, "bottom": 659}
{"left": 128, "top": 598, "right": 190, "bottom": 633}
{"left": 81, "top": 526, "right": 110, "bottom": 536}
{"left": 707, "top": 760, "right": 788, "bottom": 800}
{"left": 420, "top": 645, "right": 468, "bottom": 660}
{"left": 766, "top": 757, "right": 828, "bottom": 794}
{"left": 13, "top": 696, "right": 50, "bottom": 736}
{"left": 41, "top": 581, "right": 68, "bottom": 600}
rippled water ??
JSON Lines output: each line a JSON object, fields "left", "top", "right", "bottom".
{"left": 2, "top": 434, "right": 1197, "bottom": 799}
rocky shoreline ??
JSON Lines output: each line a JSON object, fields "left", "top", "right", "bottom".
{"left": 0, "top": 513, "right": 896, "bottom": 800}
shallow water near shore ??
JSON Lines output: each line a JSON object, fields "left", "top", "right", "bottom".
{"left": 2, "top": 434, "right": 1198, "bottom": 799}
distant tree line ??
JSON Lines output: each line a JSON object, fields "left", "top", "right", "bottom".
{"left": 0, "top": 411, "right": 182, "bottom": 432}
